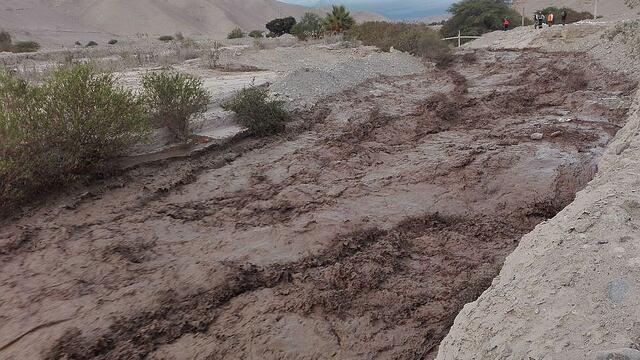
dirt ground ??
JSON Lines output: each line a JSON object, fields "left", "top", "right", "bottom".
{"left": 0, "top": 49, "right": 635, "bottom": 360}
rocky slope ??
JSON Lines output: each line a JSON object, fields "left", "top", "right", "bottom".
{"left": 437, "top": 22, "right": 640, "bottom": 360}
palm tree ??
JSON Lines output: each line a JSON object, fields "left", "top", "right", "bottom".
{"left": 323, "top": 5, "right": 355, "bottom": 33}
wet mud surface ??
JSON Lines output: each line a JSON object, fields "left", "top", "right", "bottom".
{"left": 0, "top": 50, "right": 636, "bottom": 360}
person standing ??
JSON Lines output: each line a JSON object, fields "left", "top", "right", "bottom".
{"left": 561, "top": 10, "right": 568, "bottom": 25}
{"left": 503, "top": 17, "right": 511, "bottom": 31}
{"left": 547, "top": 12, "right": 555, "bottom": 27}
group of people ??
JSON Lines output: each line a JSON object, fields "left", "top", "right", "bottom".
{"left": 501, "top": 9, "right": 568, "bottom": 31}
{"left": 534, "top": 9, "right": 568, "bottom": 29}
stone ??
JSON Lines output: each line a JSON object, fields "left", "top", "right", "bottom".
{"left": 595, "top": 348, "right": 640, "bottom": 360}
{"left": 530, "top": 133, "right": 544, "bottom": 140}
{"left": 607, "top": 279, "right": 631, "bottom": 303}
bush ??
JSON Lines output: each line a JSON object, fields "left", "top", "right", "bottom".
{"left": 174, "top": 32, "right": 185, "bottom": 41}
{"left": 86, "top": 41, "right": 98, "bottom": 47}
{"left": 323, "top": 5, "right": 355, "bottom": 33}
{"left": 349, "top": 22, "right": 453, "bottom": 66}
{"left": 205, "top": 41, "right": 223, "bottom": 69}
{"left": 0, "top": 65, "right": 149, "bottom": 205}
{"left": 266, "top": 17, "right": 297, "bottom": 36}
{"left": 626, "top": 0, "right": 640, "bottom": 8}
{"left": 158, "top": 35, "right": 174, "bottom": 42}
{"left": 12, "top": 41, "right": 40, "bottom": 53}
{"left": 141, "top": 71, "right": 211, "bottom": 141}
{"left": 0, "top": 31, "right": 11, "bottom": 52}
{"left": 248, "top": 30, "right": 264, "bottom": 38}
{"left": 539, "top": 7, "right": 593, "bottom": 23}
{"left": 441, "top": 0, "right": 530, "bottom": 39}
{"left": 108, "top": 39, "right": 118, "bottom": 45}
{"left": 74, "top": 41, "right": 82, "bottom": 46}
{"left": 227, "top": 28, "right": 245, "bottom": 39}
{"left": 223, "top": 87, "right": 290, "bottom": 136}
{"left": 291, "top": 13, "right": 323, "bottom": 40}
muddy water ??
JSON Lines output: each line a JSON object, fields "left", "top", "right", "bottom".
{"left": 0, "top": 50, "right": 636, "bottom": 360}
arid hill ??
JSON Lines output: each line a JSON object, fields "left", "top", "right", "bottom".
{"left": 0, "top": 0, "right": 385, "bottom": 47}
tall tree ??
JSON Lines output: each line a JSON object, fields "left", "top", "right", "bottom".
{"left": 441, "top": 0, "right": 527, "bottom": 38}
{"left": 323, "top": 5, "right": 355, "bottom": 33}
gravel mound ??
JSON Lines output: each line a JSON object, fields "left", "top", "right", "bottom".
{"left": 270, "top": 51, "right": 424, "bottom": 110}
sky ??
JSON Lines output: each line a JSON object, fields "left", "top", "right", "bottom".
{"left": 280, "top": 0, "right": 457, "bottom": 19}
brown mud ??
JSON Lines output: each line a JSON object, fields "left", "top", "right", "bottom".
{"left": 0, "top": 50, "right": 636, "bottom": 360}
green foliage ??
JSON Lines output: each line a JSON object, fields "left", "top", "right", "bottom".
{"left": 227, "top": 28, "right": 245, "bottom": 39}
{"left": 441, "top": 0, "right": 529, "bottom": 38}
{"left": 108, "top": 39, "right": 118, "bottom": 45}
{"left": 86, "top": 41, "right": 98, "bottom": 47}
{"left": 223, "top": 87, "right": 290, "bottom": 136}
{"left": 291, "top": 13, "right": 323, "bottom": 40}
{"left": 12, "top": 41, "right": 40, "bottom": 53}
{"left": 158, "top": 35, "right": 175, "bottom": 42}
{"left": 141, "top": 71, "right": 211, "bottom": 141}
{"left": 0, "top": 65, "right": 149, "bottom": 205}
{"left": 0, "top": 31, "right": 11, "bottom": 52}
{"left": 538, "top": 7, "right": 593, "bottom": 23}
{"left": 248, "top": 30, "right": 264, "bottom": 38}
{"left": 266, "top": 17, "right": 297, "bottom": 36}
{"left": 324, "top": 5, "right": 355, "bottom": 33}
{"left": 349, "top": 22, "right": 453, "bottom": 67}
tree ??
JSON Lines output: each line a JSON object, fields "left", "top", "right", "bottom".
{"left": 441, "top": 0, "right": 528, "bottom": 39}
{"left": 266, "top": 17, "right": 297, "bottom": 36}
{"left": 323, "top": 5, "right": 355, "bottom": 33}
{"left": 291, "top": 13, "right": 323, "bottom": 40}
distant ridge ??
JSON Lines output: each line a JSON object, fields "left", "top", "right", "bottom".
{"left": 0, "top": 0, "right": 386, "bottom": 47}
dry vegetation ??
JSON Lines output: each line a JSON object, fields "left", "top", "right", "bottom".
{"left": 348, "top": 22, "right": 452, "bottom": 66}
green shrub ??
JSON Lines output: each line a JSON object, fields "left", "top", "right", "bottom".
{"left": 223, "top": 87, "right": 290, "bottom": 136}
{"left": 205, "top": 41, "right": 223, "bottom": 69}
{"left": 349, "top": 22, "right": 453, "bottom": 67}
{"left": 324, "top": 5, "right": 355, "bottom": 33}
{"left": 86, "top": 41, "right": 98, "bottom": 47}
{"left": 248, "top": 30, "right": 264, "bottom": 38}
{"left": 108, "top": 39, "right": 118, "bottom": 45}
{"left": 227, "top": 28, "right": 245, "bottom": 39}
{"left": 141, "top": 71, "right": 211, "bottom": 141}
{"left": 12, "top": 41, "right": 40, "bottom": 53}
{"left": 266, "top": 17, "right": 297, "bottom": 36}
{"left": 539, "top": 7, "right": 593, "bottom": 23}
{"left": 292, "top": 13, "right": 323, "bottom": 40}
{"left": 0, "top": 31, "right": 11, "bottom": 52}
{"left": 158, "top": 35, "right": 174, "bottom": 42}
{"left": 441, "top": 0, "right": 530, "bottom": 39}
{"left": 0, "top": 65, "right": 149, "bottom": 205}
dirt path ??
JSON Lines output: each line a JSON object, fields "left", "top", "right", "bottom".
{"left": 0, "top": 49, "right": 635, "bottom": 360}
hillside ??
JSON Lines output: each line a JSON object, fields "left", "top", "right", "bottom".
{"left": 0, "top": 0, "right": 385, "bottom": 47}
{"left": 513, "top": 0, "right": 636, "bottom": 19}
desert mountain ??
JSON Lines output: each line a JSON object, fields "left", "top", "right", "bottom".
{"left": 0, "top": 0, "right": 386, "bottom": 46}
